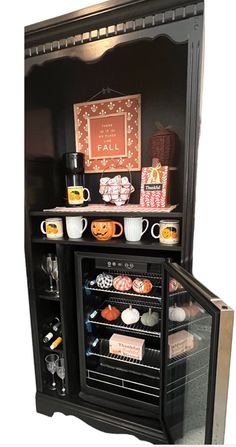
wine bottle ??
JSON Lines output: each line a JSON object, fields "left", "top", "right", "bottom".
{"left": 49, "top": 317, "right": 60, "bottom": 327}
{"left": 43, "top": 331, "right": 54, "bottom": 343}
{"left": 50, "top": 336, "right": 63, "bottom": 350}
{"left": 52, "top": 320, "right": 61, "bottom": 332}
{"left": 43, "top": 317, "right": 60, "bottom": 344}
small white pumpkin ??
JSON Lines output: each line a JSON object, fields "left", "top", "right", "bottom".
{"left": 169, "top": 304, "right": 186, "bottom": 322}
{"left": 141, "top": 308, "right": 159, "bottom": 327}
{"left": 121, "top": 304, "right": 140, "bottom": 325}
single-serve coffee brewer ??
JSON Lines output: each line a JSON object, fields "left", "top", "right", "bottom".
{"left": 63, "top": 152, "right": 90, "bottom": 207}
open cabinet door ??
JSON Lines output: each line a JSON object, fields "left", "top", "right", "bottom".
{"left": 161, "top": 262, "right": 233, "bottom": 445}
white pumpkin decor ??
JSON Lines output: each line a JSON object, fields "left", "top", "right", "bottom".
{"left": 121, "top": 304, "right": 140, "bottom": 325}
{"left": 141, "top": 308, "right": 159, "bottom": 327}
{"left": 169, "top": 304, "right": 186, "bottom": 322}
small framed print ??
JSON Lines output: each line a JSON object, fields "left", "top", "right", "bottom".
{"left": 73, "top": 94, "right": 141, "bottom": 173}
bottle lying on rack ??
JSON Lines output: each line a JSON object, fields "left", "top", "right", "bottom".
{"left": 50, "top": 335, "right": 63, "bottom": 350}
{"left": 43, "top": 317, "right": 61, "bottom": 344}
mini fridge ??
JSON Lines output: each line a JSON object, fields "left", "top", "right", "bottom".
{"left": 75, "top": 252, "right": 233, "bottom": 445}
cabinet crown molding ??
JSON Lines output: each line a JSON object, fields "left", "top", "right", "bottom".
{"left": 25, "top": 0, "right": 203, "bottom": 59}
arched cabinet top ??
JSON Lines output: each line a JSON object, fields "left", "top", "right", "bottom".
{"left": 25, "top": 2, "right": 203, "bottom": 76}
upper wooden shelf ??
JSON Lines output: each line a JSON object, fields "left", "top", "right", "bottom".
{"left": 30, "top": 204, "right": 182, "bottom": 219}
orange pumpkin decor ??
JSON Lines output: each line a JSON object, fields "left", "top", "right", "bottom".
{"left": 168, "top": 278, "right": 183, "bottom": 293}
{"left": 101, "top": 304, "right": 121, "bottom": 321}
{"left": 132, "top": 278, "right": 153, "bottom": 294}
{"left": 91, "top": 219, "right": 123, "bottom": 241}
{"left": 46, "top": 224, "right": 59, "bottom": 234}
{"left": 182, "top": 301, "right": 202, "bottom": 319}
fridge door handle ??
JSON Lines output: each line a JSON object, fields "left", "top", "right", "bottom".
{"left": 211, "top": 302, "right": 234, "bottom": 444}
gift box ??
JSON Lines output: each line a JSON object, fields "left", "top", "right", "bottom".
{"left": 140, "top": 163, "right": 169, "bottom": 208}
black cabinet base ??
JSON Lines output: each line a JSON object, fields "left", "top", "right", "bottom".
{"left": 36, "top": 392, "right": 169, "bottom": 444}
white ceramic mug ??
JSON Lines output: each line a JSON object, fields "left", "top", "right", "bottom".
{"left": 124, "top": 217, "right": 149, "bottom": 242}
{"left": 40, "top": 218, "right": 63, "bottom": 239}
{"left": 65, "top": 216, "right": 88, "bottom": 239}
{"left": 151, "top": 220, "right": 180, "bottom": 244}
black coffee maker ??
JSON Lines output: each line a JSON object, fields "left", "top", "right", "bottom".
{"left": 63, "top": 152, "right": 90, "bottom": 207}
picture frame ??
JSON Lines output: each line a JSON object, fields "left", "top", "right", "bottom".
{"left": 73, "top": 94, "right": 141, "bottom": 173}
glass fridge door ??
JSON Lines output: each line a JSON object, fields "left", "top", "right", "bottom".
{"left": 162, "top": 262, "right": 233, "bottom": 445}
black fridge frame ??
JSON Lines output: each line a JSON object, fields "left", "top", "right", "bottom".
{"left": 161, "top": 262, "right": 220, "bottom": 444}
{"left": 74, "top": 251, "right": 166, "bottom": 419}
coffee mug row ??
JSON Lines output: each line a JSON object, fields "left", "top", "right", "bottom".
{"left": 40, "top": 217, "right": 180, "bottom": 245}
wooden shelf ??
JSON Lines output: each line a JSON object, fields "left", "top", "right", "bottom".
{"left": 32, "top": 236, "right": 182, "bottom": 251}
{"left": 42, "top": 344, "right": 63, "bottom": 355}
{"left": 38, "top": 292, "right": 60, "bottom": 302}
{"left": 30, "top": 204, "right": 182, "bottom": 219}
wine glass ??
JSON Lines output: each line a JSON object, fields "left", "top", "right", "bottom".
{"left": 55, "top": 357, "right": 66, "bottom": 396}
{"left": 51, "top": 258, "right": 59, "bottom": 296}
{"left": 41, "top": 253, "right": 55, "bottom": 293}
{"left": 45, "top": 353, "right": 59, "bottom": 390}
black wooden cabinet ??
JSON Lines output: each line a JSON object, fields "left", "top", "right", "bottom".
{"left": 25, "top": 1, "right": 233, "bottom": 444}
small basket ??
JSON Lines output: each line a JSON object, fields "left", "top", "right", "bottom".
{"left": 148, "top": 127, "right": 178, "bottom": 167}
{"left": 99, "top": 166, "right": 135, "bottom": 206}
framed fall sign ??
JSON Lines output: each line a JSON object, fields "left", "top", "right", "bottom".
{"left": 73, "top": 94, "right": 141, "bottom": 173}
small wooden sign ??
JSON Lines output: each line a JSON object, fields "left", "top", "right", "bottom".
{"left": 73, "top": 94, "right": 141, "bottom": 173}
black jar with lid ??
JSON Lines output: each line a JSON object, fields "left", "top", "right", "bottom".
{"left": 63, "top": 152, "right": 90, "bottom": 207}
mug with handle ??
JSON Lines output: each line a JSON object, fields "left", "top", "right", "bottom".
{"left": 151, "top": 220, "right": 180, "bottom": 245}
{"left": 40, "top": 218, "right": 63, "bottom": 239}
{"left": 65, "top": 216, "right": 88, "bottom": 239}
{"left": 91, "top": 219, "right": 123, "bottom": 241}
{"left": 124, "top": 217, "right": 149, "bottom": 242}
{"left": 67, "top": 186, "right": 90, "bottom": 205}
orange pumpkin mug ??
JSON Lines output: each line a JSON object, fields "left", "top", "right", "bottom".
{"left": 91, "top": 219, "right": 123, "bottom": 241}
{"left": 151, "top": 220, "right": 180, "bottom": 245}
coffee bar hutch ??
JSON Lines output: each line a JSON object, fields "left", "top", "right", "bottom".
{"left": 25, "top": 0, "right": 233, "bottom": 444}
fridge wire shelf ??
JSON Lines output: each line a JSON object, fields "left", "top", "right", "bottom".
{"left": 88, "top": 297, "right": 161, "bottom": 337}
{"left": 84, "top": 270, "right": 162, "bottom": 301}
{"left": 168, "top": 314, "right": 211, "bottom": 333}
{"left": 87, "top": 339, "right": 160, "bottom": 371}
{"left": 86, "top": 369, "right": 160, "bottom": 399}
{"left": 85, "top": 285, "right": 162, "bottom": 301}
{"left": 167, "top": 370, "right": 208, "bottom": 396}
{"left": 168, "top": 345, "right": 210, "bottom": 366}
{"left": 167, "top": 363, "right": 209, "bottom": 390}
{"left": 102, "top": 270, "right": 162, "bottom": 281}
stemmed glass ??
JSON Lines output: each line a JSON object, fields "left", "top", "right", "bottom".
{"left": 45, "top": 353, "right": 59, "bottom": 390}
{"left": 55, "top": 357, "right": 66, "bottom": 396}
{"left": 41, "top": 253, "right": 55, "bottom": 294}
{"left": 51, "top": 258, "right": 59, "bottom": 296}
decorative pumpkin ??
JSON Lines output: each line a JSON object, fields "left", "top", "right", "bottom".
{"left": 182, "top": 301, "right": 202, "bottom": 319}
{"left": 141, "top": 308, "right": 159, "bottom": 327}
{"left": 113, "top": 276, "right": 133, "bottom": 292}
{"left": 132, "top": 278, "right": 153, "bottom": 294}
{"left": 96, "top": 272, "right": 113, "bottom": 289}
{"left": 101, "top": 304, "right": 121, "bottom": 321}
{"left": 169, "top": 304, "right": 186, "bottom": 322}
{"left": 169, "top": 278, "right": 183, "bottom": 293}
{"left": 91, "top": 219, "right": 123, "bottom": 241}
{"left": 121, "top": 304, "right": 140, "bottom": 325}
